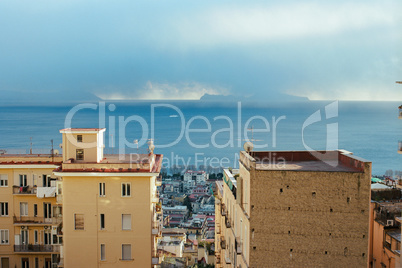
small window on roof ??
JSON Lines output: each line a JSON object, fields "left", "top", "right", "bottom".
{"left": 76, "top": 149, "right": 84, "bottom": 160}
{"left": 77, "top": 135, "right": 83, "bottom": 142}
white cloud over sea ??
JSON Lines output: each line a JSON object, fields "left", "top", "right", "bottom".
{"left": 95, "top": 81, "right": 229, "bottom": 100}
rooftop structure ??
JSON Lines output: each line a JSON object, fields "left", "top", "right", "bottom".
{"left": 216, "top": 149, "right": 372, "bottom": 267}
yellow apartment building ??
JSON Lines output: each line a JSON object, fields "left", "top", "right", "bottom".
{"left": 54, "top": 128, "right": 163, "bottom": 267}
{"left": 0, "top": 154, "right": 63, "bottom": 268}
{"left": 0, "top": 128, "right": 163, "bottom": 268}
{"left": 215, "top": 150, "right": 372, "bottom": 267}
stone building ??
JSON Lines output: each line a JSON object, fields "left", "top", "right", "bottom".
{"left": 215, "top": 150, "right": 372, "bottom": 267}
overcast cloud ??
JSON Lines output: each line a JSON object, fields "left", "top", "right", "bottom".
{"left": 0, "top": 0, "right": 401, "bottom": 101}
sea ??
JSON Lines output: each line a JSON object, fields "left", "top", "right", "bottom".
{"left": 0, "top": 100, "right": 400, "bottom": 176}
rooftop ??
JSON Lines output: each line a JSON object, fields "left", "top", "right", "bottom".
{"left": 241, "top": 150, "right": 370, "bottom": 173}
{"left": 59, "top": 128, "right": 106, "bottom": 133}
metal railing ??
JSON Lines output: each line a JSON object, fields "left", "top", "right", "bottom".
{"left": 13, "top": 216, "right": 61, "bottom": 225}
{"left": 13, "top": 186, "right": 37, "bottom": 194}
{"left": 14, "top": 244, "right": 60, "bottom": 253}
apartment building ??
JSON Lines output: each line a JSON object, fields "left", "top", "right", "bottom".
{"left": 0, "top": 154, "right": 63, "bottom": 268}
{"left": 215, "top": 150, "right": 372, "bottom": 267}
{"left": 369, "top": 201, "right": 401, "bottom": 268}
{"left": 0, "top": 128, "right": 163, "bottom": 268}
{"left": 54, "top": 128, "right": 163, "bottom": 267}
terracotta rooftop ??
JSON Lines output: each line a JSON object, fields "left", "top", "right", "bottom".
{"left": 55, "top": 154, "right": 162, "bottom": 173}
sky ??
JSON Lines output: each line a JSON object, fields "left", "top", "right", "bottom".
{"left": 0, "top": 0, "right": 401, "bottom": 101}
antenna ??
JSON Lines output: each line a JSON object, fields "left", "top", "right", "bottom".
{"left": 30, "top": 137, "right": 33, "bottom": 154}
{"left": 247, "top": 126, "right": 254, "bottom": 141}
{"left": 51, "top": 139, "right": 54, "bottom": 162}
{"left": 134, "top": 139, "right": 139, "bottom": 151}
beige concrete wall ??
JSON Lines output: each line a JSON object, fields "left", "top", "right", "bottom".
{"left": 62, "top": 174, "right": 155, "bottom": 267}
{"left": 248, "top": 166, "right": 371, "bottom": 267}
{"left": 62, "top": 133, "right": 100, "bottom": 163}
{"left": 0, "top": 165, "right": 59, "bottom": 268}
{"left": 0, "top": 169, "right": 14, "bottom": 266}
{"left": 217, "top": 172, "right": 250, "bottom": 268}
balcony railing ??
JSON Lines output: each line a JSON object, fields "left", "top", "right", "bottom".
{"left": 14, "top": 244, "right": 60, "bottom": 253}
{"left": 13, "top": 216, "right": 61, "bottom": 225}
{"left": 13, "top": 186, "right": 37, "bottom": 195}
{"left": 152, "top": 219, "right": 162, "bottom": 236}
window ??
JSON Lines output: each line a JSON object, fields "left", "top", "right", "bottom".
{"left": 122, "top": 214, "right": 131, "bottom": 230}
{"left": 21, "top": 230, "right": 28, "bottom": 245}
{"left": 20, "top": 202, "right": 28, "bottom": 216}
{"left": 19, "top": 175, "right": 27, "bottom": 187}
{"left": 99, "top": 183, "right": 105, "bottom": 197}
{"left": 122, "top": 244, "right": 131, "bottom": 260}
{"left": 43, "top": 203, "right": 51, "bottom": 218}
{"left": 44, "top": 230, "right": 51, "bottom": 245}
{"left": 0, "top": 230, "right": 9, "bottom": 244}
{"left": 74, "top": 214, "right": 84, "bottom": 230}
{"left": 52, "top": 234, "right": 58, "bottom": 244}
{"left": 42, "top": 175, "right": 50, "bottom": 187}
{"left": 35, "top": 257, "right": 38, "bottom": 268}
{"left": 100, "top": 214, "right": 105, "bottom": 230}
{"left": 77, "top": 135, "right": 83, "bottom": 142}
{"left": 0, "top": 202, "right": 8, "bottom": 216}
{"left": 101, "top": 244, "right": 106, "bottom": 261}
{"left": 21, "top": 258, "right": 29, "bottom": 268}
{"left": 0, "top": 174, "right": 8, "bottom": 187}
{"left": 34, "top": 204, "right": 37, "bottom": 217}
{"left": 1, "top": 257, "right": 10, "bottom": 268}
{"left": 34, "top": 230, "right": 38, "bottom": 244}
{"left": 121, "top": 183, "right": 131, "bottom": 197}
{"left": 76, "top": 149, "right": 84, "bottom": 160}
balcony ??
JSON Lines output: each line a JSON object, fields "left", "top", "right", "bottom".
{"left": 13, "top": 216, "right": 59, "bottom": 225}
{"left": 152, "top": 219, "right": 162, "bottom": 236}
{"left": 14, "top": 244, "right": 60, "bottom": 253}
{"left": 155, "top": 202, "right": 162, "bottom": 213}
{"left": 151, "top": 192, "right": 160, "bottom": 203}
{"left": 13, "top": 186, "right": 36, "bottom": 195}
{"left": 152, "top": 257, "right": 159, "bottom": 265}
{"left": 156, "top": 176, "right": 162, "bottom": 187}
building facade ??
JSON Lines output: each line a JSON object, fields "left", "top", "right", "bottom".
{"left": 215, "top": 150, "right": 372, "bottom": 267}
{"left": 0, "top": 154, "right": 63, "bottom": 268}
{"left": 0, "top": 128, "right": 163, "bottom": 268}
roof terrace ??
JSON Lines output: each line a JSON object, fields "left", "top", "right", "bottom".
{"left": 240, "top": 150, "right": 370, "bottom": 173}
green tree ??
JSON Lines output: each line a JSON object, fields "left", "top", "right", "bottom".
{"left": 183, "top": 196, "right": 192, "bottom": 213}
